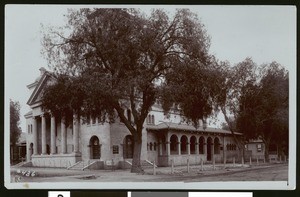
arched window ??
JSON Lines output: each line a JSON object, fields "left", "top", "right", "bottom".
{"left": 180, "top": 135, "right": 188, "bottom": 154}
{"left": 151, "top": 115, "right": 155, "bottom": 124}
{"left": 214, "top": 137, "right": 220, "bottom": 154}
{"left": 190, "top": 136, "right": 196, "bottom": 154}
{"left": 199, "top": 136, "right": 205, "bottom": 154}
{"left": 89, "top": 136, "right": 101, "bottom": 159}
{"left": 170, "top": 135, "right": 178, "bottom": 154}
{"left": 207, "top": 137, "right": 213, "bottom": 161}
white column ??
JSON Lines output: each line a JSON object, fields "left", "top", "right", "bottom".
{"left": 61, "top": 116, "right": 67, "bottom": 154}
{"left": 50, "top": 115, "right": 56, "bottom": 154}
{"left": 187, "top": 142, "right": 191, "bottom": 155}
{"left": 166, "top": 142, "right": 170, "bottom": 156}
{"left": 212, "top": 143, "right": 215, "bottom": 161}
{"left": 159, "top": 141, "right": 163, "bottom": 156}
{"left": 73, "top": 113, "right": 80, "bottom": 153}
{"left": 195, "top": 142, "right": 199, "bottom": 154}
{"left": 177, "top": 142, "right": 181, "bottom": 155}
{"left": 41, "top": 114, "right": 47, "bottom": 155}
{"left": 32, "top": 116, "right": 38, "bottom": 155}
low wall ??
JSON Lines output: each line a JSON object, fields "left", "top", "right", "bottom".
{"left": 31, "top": 153, "right": 81, "bottom": 168}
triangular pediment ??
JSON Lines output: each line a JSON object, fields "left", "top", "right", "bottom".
{"left": 26, "top": 72, "right": 54, "bottom": 106}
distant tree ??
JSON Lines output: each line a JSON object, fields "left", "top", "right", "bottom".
{"left": 41, "top": 8, "right": 211, "bottom": 172}
{"left": 10, "top": 99, "right": 22, "bottom": 146}
{"left": 212, "top": 58, "right": 259, "bottom": 158}
{"left": 236, "top": 62, "right": 288, "bottom": 161}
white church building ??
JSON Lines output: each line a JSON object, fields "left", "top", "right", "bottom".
{"left": 24, "top": 67, "right": 242, "bottom": 170}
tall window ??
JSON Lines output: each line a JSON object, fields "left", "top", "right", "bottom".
{"left": 151, "top": 115, "right": 155, "bottom": 124}
{"left": 147, "top": 114, "right": 155, "bottom": 124}
{"left": 170, "top": 135, "right": 178, "bottom": 154}
{"left": 199, "top": 136, "right": 205, "bottom": 154}
{"left": 214, "top": 137, "right": 220, "bottom": 154}
{"left": 190, "top": 136, "right": 196, "bottom": 154}
{"left": 180, "top": 135, "right": 188, "bottom": 154}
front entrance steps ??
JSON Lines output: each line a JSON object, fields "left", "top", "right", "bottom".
{"left": 67, "top": 160, "right": 98, "bottom": 171}
{"left": 12, "top": 161, "right": 32, "bottom": 168}
{"left": 123, "top": 159, "right": 157, "bottom": 169}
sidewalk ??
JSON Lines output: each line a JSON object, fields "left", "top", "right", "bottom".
{"left": 10, "top": 162, "right": 288, "bottom": 182}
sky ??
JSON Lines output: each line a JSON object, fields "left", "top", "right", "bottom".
{"left": 5, "top": 5, "right": 296, "bottom": 133}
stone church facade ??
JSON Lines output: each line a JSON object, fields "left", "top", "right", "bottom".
{"left": 24, "top": 67, "right": 241, "bottom": 169}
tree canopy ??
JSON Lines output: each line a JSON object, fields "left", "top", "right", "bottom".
{"left": 235, "top": 62, "right": 288, "bottom": 159}
{"left": 41, "top": 8, "right": 213, "bottom": 172}
{"left": 10, "top": 99, "right": 21, "bottom": 146}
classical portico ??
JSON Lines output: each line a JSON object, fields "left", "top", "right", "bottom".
{"left": 27, "top": 111, "right": 81, "bottom": 168}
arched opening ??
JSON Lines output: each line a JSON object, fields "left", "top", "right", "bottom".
{"left": 170, "top": 135, "right": 178, "bottom": 155}
{"left": 190, "top": 136, "right": 196, "bottom": 154}
{"left": 207, "top": 137, "right": 213, "bottom": 161}
{"left": 214, "top": 137, "right": 220, "bottom": 154}
{"left": 123, "top": 135, "right": 134, "bottom": 159}
{"left": 89, "top": 136, "right": 101, "bottom": 159}
{"left": 199, "top": 136, "right": 205, "bottom": 154}
{"left": 159, "top": 135, "right": 166, "bottom": 155}
{"left": 180, "top": 135, "right": 188, "bottom": 154}
{"left": 150, "top": 142, "right": 153, "bottom": 151}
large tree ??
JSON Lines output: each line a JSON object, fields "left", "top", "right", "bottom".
{"left": 10, "top": 99, "right": 21, "bottom": 146}
{"left": 217, "top": 58, "right": 259, "bottom": 157}
{"left": 41, "top": 8, "right": 211, "bottom": 172}
{"left": 236, "top": 62, "right": 288, "bottom": 161}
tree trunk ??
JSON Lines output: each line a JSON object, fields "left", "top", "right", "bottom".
{"left": 131, "top": 133, "right": 144, "bottom": 173}
{"left": 264, "top": 141, "right": 270, "bottom": 162}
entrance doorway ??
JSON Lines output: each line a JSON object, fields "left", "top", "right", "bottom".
{"left": 89, "top": 136, "right": 101, "bottom": 159}
{"left": 123, "top": 135, "right": 133, "bottom": 159}
{"left": 207, "top": 137, "right": 212, "bottom": 161}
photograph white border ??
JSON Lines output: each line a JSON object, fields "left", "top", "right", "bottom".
{"left": 4, "top": 4, "right": 296, "bottom": 190}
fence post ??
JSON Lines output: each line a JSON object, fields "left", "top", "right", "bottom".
{"left": 223, "top": 156, "right": 226, "bottom": 169}
{"left": 284, "top": 155, "right": 287, "bottom": 163}
{"left": 279, "top": 155, "right": 282, "bottom": 163}
{"left": 153, "top": 160, "right": 156, "bottom": 175}
{"left": 242, "top": 157, "right": 244, "bottom": 167}
{"left": 187, "top": 158, "right": 190, "bottom": 173}
{"left": 201, "top": 158, "right": 203, "bottom": 171}
{"left": 233, "top": 157, "right": 235, "bottom": 167}
{"left": 213, "top": 157, "right": 215, "bottom": 170}
{"left": 263, "top": 156, "right": 266, "bottom": 164}
{"left": 249, "top": 156, "right": 252, "bottom": 166}
{"left": 256, "top": 157, "right": 259, "bottom": 165}
{"left": 171, "top": 159, "right": 174, "bottom": 174}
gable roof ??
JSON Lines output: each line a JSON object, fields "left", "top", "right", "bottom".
{"left": 146, "top": 122, "right": 242, "bottom": 135}
{"left": 26, "top": 71, "right": 53, "bottom": 106}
